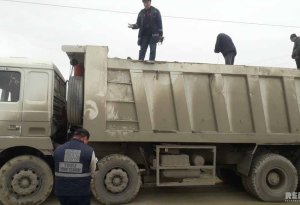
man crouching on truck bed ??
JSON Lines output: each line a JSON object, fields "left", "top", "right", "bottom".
{"left": 54, "top": 128, "right": 97, "bottom": 205}
{"left": 214, "top": 33, "right": 237, "bottom": 65}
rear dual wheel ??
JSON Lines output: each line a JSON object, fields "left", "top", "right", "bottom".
{"left": 242, "top": 153, "right": 297, "bottom": 202}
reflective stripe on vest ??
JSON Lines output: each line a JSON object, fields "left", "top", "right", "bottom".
{"left": 55, "top": 172, "right": 91, "bottom": 178}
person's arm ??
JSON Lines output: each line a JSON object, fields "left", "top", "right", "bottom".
{"left": 294, "top": 38, "right": 300, "bottom": 59}
{"left": 129, "top": 11, "right": 142, "bottom": 29}
{"left": 157, "top": 9, "right": 163, "bottom": 36}
{"left": 136, "top": 11, "right": 142, "bottom": 29}
{"left": 292, "top": 43, "right": 297, "bottom": 59}
{"left": 90, "top": 151, "right": 97, "bottom": 176}
{"left": 214, "top": 35, "right": 221, "bottom": 53}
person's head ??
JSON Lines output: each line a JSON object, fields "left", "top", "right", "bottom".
{"left": 290, "top": 34, "right": 297, "bottom": 42}
{"left": 142, "top": 0, "right": 151, "bottom": 9}
{"left": 72, "top": 128, "right": 90, "bottom": 144}
{"left": 67, "top": 125, "right": 81, "bottom": 139}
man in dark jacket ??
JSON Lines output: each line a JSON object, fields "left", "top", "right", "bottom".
{"left": 54, "top": 128, "right": 97, "bottom": 205}
{"left": 129, "top": 0, "right": 163, "bottom": 61}
{"left": 214, "top": 33, "right": 237, "bottom": 65}
{"left": 290, "top": 34, "right": 300, "bottom": 69}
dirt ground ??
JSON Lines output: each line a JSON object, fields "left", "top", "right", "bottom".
{"left": 43, "top": 182, "right": 294, "bottom": 205}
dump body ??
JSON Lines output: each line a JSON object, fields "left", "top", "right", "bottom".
{"left": 62, "top": 45, "right": 300, "bottom": 145}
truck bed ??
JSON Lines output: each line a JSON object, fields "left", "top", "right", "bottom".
{"left": 63, "top": 45, "right": 300, "bottom": 144}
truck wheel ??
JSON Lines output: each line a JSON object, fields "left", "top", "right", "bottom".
{"left": 241, "top": 175, "right": 255, "bottom": 197}
{"left": 0, "top": 155, "right": 53, "bottom": 205}
{"left": 67, "top": 76, "right": 83, "bottom": 125}
{"left": 92, "top": 154, "right": 142, "bottom": 205}
{"left": 248, "top": 153, "right": 297, "bottom": 202}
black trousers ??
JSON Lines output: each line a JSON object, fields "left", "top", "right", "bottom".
{"left": 296, "top": 58, "right": 300, "bottom": 69}
{"left": 224, "top": 52, "right": 236, "bottom": 65}
{"left": 57, "top": 196, "right": 90, "bottom": 205}
{"left": 139, "top": 35, "right": 158, "bottom": 61}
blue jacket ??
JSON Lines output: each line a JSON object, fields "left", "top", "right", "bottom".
{"left": 134, "top": 6, "right": 163, "bottom": 40}
{"left": 54, "top": 139, "right": 94, "bottom": 196}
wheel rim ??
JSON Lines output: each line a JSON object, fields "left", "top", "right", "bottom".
{"left": 104, "top": 168, "right": 129, "bottom": 193}
{"left": 266, "top": 168, "right": 285, "bottom": 189}
{"left": 10, "top": 169, "right": 40, "bottom": 196}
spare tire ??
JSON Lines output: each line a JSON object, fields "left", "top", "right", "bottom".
{"left": 67, "top": 76, "right": 84, "bottom": 125}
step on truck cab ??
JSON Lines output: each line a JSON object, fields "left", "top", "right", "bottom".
{"left": 0, "top": 58, "right": 66, "bottom": 205}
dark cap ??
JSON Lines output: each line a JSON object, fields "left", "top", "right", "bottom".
{"left": 73, "top": 128, "right": 90, "bottom": 139}
{"left": 142, "top": 0, "right": 151, "bottom": 2}
{"left": 290, "top": 34, "right": 297, "bottom": 39}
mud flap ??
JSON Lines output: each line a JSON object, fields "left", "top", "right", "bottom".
{"left": 237, "top": 146, "right": 257, "bottom": 176}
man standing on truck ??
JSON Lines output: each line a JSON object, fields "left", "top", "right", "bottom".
{"left": 128, "top": 0, "right": 163, "bottom": 61}
{"left": 290, "top": 34, "right": 300, "bottom": 69}
{"left": 54, "top": 128, "right": 97, "bottom": 205}
{"left": 214, "top": 33, "right": 237, "bottom": 65}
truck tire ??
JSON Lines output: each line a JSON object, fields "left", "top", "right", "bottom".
{"left": 67, "top": 76, "right": 84, "bottom": 125}
{"left": 241, "top": 175, "right": 255, "bottom": 197}
{"left": 0, "top": 155, "right": 53, "bottom": 205}
{"left": 92, "top": 154, "right": 142, "bottom": 205}
{"left": 248, "top": 153, "right": 297, "bottom": 202}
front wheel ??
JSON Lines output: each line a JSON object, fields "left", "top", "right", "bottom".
{"left": 0, "top": 155, "right": 53, "bottom": 205}
{"left": 92, "top": 154, "right": 142, "bottom": 205}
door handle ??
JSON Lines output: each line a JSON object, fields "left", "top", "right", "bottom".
{"left": 8, "top": 125, "right": 21, "bottom": 131}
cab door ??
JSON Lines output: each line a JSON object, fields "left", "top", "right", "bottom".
{"left": 21, "top": 69, "right": 52, "bottom": 137}
{"left": 0, "top": 68, "right": 23, "bottom": 137}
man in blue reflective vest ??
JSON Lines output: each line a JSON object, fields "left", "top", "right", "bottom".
{"left": 54, "top": 128, "right": 97, "bottom": 205}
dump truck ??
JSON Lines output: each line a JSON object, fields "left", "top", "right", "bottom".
{"left": 0, "top": 45, "right": 300, "bottom": 204}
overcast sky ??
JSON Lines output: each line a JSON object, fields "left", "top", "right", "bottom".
{"left": 0, "top": 0, "right": 300, "bottom": 78}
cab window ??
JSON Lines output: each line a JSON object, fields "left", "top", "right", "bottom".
{"left": 0, "top": 71, "right": 21, "bottom": 102}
